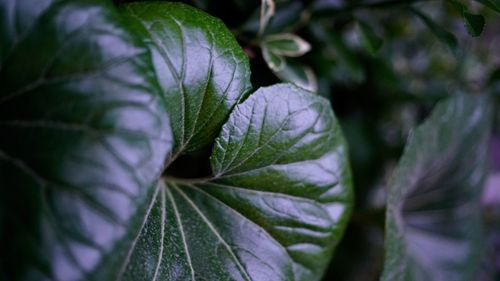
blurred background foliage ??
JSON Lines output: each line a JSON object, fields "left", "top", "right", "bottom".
{"left": 116, "top": 0, "right": 500, "bottom": 280}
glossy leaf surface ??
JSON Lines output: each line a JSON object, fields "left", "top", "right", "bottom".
{"left": 122, "top": 2, "right": 252, "bottom": 154}
{"left": 381, "top": 95, "right": 492, "bottom": 281}
{"left": 1, "top": 2, "right": 353, "bottom": 281}
{"left": 123, "top": 84, "right": 353, "bottom": 281}
{"left": 0, "top": 0, "right": 172, "bottom": 280}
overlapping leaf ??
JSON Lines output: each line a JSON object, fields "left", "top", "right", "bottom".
{"left": 122, "top": 83, "right": 353, "bottom": 281}
{"left": 122, "top": 2, "right": 252, "bottom": 154}
{"left": 381, "top": 95, "right": 492, "bottom": 281}
{"left": 123, "top": 8, "right": 352, "bottom": 280}
{"left": 0, "top": 2, "right": 353, "bottom": 281}
{"left": 0, "top": 0, "right": 171, "bottom": 280}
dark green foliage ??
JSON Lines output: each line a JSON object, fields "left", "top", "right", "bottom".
{"left": 0, "top": 1, "right": 352, "bottom": 280}
{"left": 382, "top": 95, "right": 492, "bottom": 281}
{"left": 0, "top": 0, "right": 171, "bottom": 279}
{"left": 1, "top": 0, "right": 499, "bottom": 280}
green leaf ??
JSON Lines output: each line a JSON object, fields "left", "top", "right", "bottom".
{"left": 0, "top": 0, "right": 172, "bottom": 280}
{"left": 262, "top": 45, "right": 286, "bottom": 71}
{"left": 122, "top": 2, "right": 252, "bottom": 155}
{"left": 356, "top": 20, "right": 384, "bottom": 54}
{"left": 275, "top": 60, "right": 318, "bottom": 92}
{"left": 262, "top": 33, "right": 312, "bottom": 57}
{"left": 261, "top": 38, "right": 317, "bottom": 92}
{"left": 474, "top": 0, "right": 500, "bottom": 13}
{"left": 411, "top": 7, "right": 458, "bottom": 53}
{"left": 1, "top": 2, "right": 353, "bottom": 281}
{"left": 259, "top": 0, "right": 275, "bottom": 35}
{"left": 261, "top": 33, "right": 318, "bottom": 92}
{"left": 123, "top": 83, "right": 353, "bottom": 281}
{"left": 241, "top": 1, "right": 304, "bottom": 35}
{"left": 381, "top": 95, "right": 492, "bottom": 281}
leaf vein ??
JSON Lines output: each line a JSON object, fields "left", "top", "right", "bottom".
{"left": 165, "top": 185, "right": 196, "bottom": 281}
{"left": 172, "top": 184, "right": 252, "bottom": 281}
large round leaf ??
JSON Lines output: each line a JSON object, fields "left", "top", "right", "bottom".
{"left": 381, "top": 95, "right": 492, "bottom": 281}
{"left": 0, "top": 0, "right": 172, "bottom": 280}
{"left": 122, "top": 2, "right": 252, "bottom": 154}
{"left": 1, "top": 2, "right": 353, "bottom": 281}
{"left": 122, "top": 84, "right": 353, "bottom": 281}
